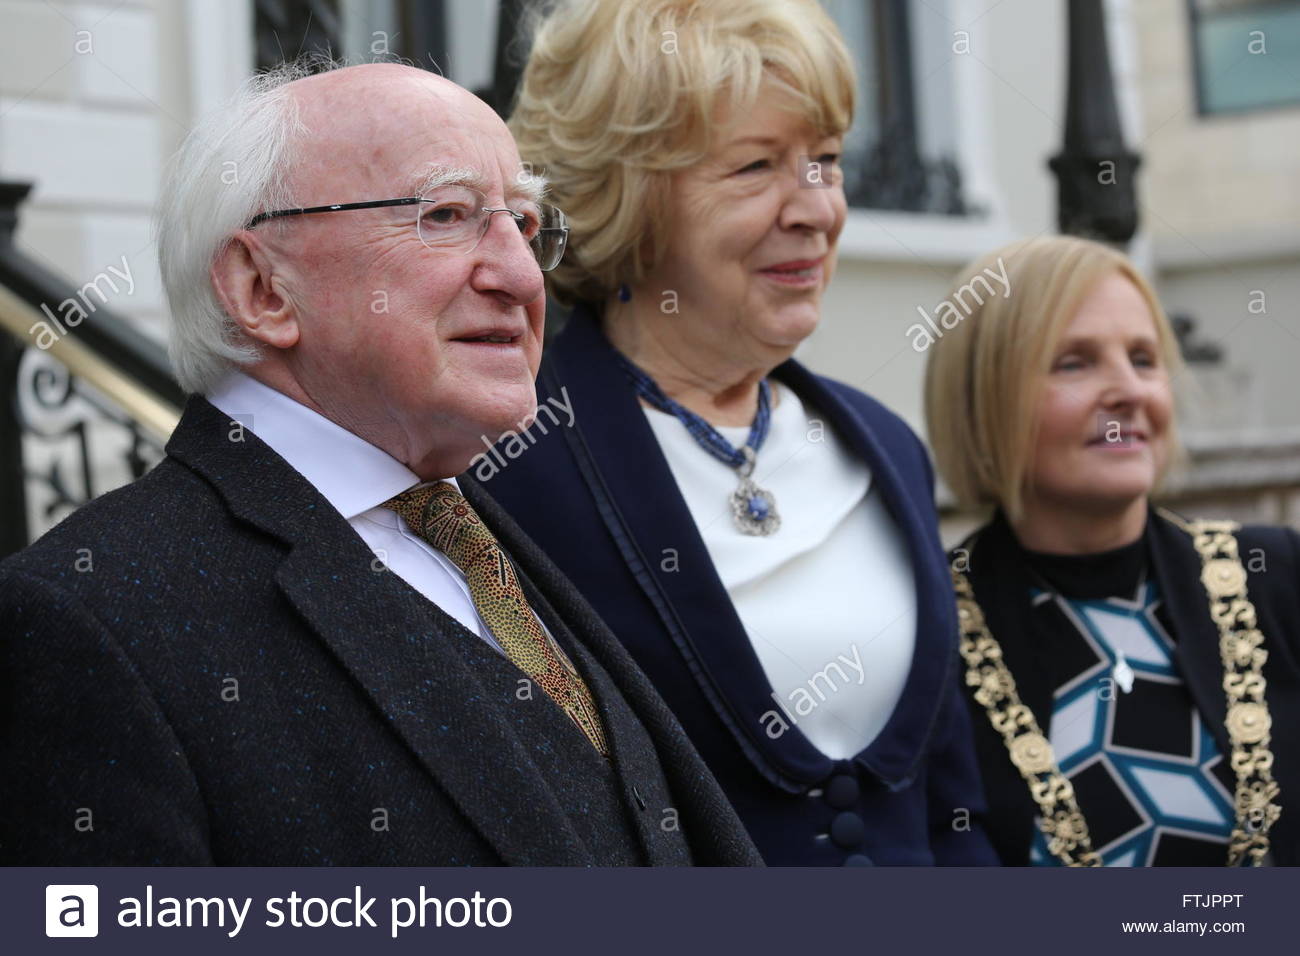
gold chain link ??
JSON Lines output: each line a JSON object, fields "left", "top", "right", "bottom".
{"left": 1156, "top": 509, "right": 1282, "bottom": 866}
{"left": 952, "top": 567, "right": 1101, "bottom": 866}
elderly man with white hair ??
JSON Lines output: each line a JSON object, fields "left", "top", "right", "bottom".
{"left": 0, "top": 62, "right": 761, "bottom": 866}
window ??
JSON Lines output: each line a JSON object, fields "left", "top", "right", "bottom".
{"left": 253, "top": 0, "right": 342, "bottom": 72}
{"left": 1190, "top": 0, "right": 1300, "bottom": 115}
{"left": 255, "top": 1, "right": 453, "bottom": 84}
{"left": 252, "top": 0, "right": 972, "bottom": 214}
{"left": 822, "top": 0, "right": 968, "bottom": 214}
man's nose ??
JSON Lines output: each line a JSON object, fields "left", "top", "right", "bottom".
{"left": 471, "top": 212, "right": 545, "bottom": 304}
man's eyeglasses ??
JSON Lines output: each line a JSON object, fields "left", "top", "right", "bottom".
{"left": 244, "top": 184, "right": 569, "bottom": 272}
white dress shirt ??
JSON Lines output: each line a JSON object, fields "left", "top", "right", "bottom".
{"left": 642, "top": 382, "right": 917, "bottom": 759}
{"left": 206, "top": 370, "right": 507, "bottom": 654}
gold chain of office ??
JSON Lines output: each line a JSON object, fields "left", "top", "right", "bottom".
{"left": 950, "top": 510, "right": 1281, "bottom": 867}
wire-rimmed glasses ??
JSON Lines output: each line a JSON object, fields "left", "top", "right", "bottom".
{"left": 245, "top": 184, "right": 569, "bottom": 271}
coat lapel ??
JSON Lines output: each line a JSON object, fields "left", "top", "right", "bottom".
{"left": 967, "top": 511, "right": 1057, "bottom": 727}
{"left": 460, "top": 473, "right": 670, "bottom": 862}
{"left": 461, "top": 474, "right": 764, "bottom": 867}
{"left": 501, "top": 558, "right": 668, "bottom": 862}
{"left": 773, "top": 361, "right": 958, "bottom": 787}
{"left": 165, "top": 396, "right": 594, "bottom": 865}
{"left": 962, "top": 512, "right": 1053, "bottom": 863}
{"left": 543, "top": 314, "right": 826, "bottom": 789}
{"left": 541, "top": 309, "right": 956, "bottom": 790}
{"left": 1147, "top": 511, "right": 1232, "bottom": 757}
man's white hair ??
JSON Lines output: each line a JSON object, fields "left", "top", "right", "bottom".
{"left": 157, "top": 59, "right": 328, "bottom": 395}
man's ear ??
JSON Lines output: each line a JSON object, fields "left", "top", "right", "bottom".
{"left": 210, "top": 232, "right": 299, "bottom": 350}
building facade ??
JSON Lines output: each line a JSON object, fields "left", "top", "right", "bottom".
{"left": 2, "top": 0, "right": 1298, "bottom": 543}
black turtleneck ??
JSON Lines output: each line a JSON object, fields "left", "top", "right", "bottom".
{"left": 1023, "top": 533, "right": 1148, "bottom": 601}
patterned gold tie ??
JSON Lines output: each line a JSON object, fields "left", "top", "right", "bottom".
{"left": 382, "top": 481, "right": 609, "bottom": 757}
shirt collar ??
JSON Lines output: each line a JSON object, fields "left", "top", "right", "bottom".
{"left": 205, "top": 370, "right": 458, "bottom": 520}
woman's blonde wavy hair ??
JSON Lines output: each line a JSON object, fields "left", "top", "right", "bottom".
{"left": 509, "top": 0, "right": 855, "bottom": 306}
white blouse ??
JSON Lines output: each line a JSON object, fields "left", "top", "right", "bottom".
{"left": 642, "top": 382, "right": 917, "bottom": 759}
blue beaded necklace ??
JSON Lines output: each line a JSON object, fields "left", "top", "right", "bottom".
{"left": 616, "top": 352, "right": 781, "bottom": 536}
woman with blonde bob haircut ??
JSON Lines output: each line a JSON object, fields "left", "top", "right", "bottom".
{"left": 926, "top": 235, "right": 1300, "bottom": 867}
{"left": 483, "top": 0, "right": 999, "bottom": 866}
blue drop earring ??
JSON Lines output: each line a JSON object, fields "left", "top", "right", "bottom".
{"left": 617, "top": 283, "right": 631, "bottom": 303}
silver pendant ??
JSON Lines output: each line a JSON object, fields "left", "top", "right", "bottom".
{"left": 1113, "top": 651, "right": 1134, "bottom": 694}
{"left": 730, "top": 447, "right": 780, "bottom": 536}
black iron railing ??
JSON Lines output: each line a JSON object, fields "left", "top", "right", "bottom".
{"left": 0, "top": 182, "right": 183, "bottom": 558}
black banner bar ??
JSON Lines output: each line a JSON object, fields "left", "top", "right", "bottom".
{"left": 5, "top": 866, "right": 1294, "bottom": 954}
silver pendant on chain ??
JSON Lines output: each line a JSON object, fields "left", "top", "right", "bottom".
{"left": 1113, "top": 650, "right": 1135, "bottom": 694}
{"left": 730, "top": 446, "right": 780, "bottom": 536}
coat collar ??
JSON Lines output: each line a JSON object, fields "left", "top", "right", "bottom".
{"left": 1146, "top": 510, "right": 1233, "bottom": 756}
{"left": 457, "top": 475, "right": 700, "bottom": 866}
{"left": 543, "top": 306, "right": 956, "bottom": 790}
{"left": 204, "top": 369, "right": 422, "bottom": 522}
{"left": 165, "top": 395, "right": 625, "bottom": 865}
{"left": 964, "top": 510, "right": 1055, "bottom": 726}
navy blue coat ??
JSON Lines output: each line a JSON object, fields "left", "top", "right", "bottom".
{"left": 480, "top": 307, "right": 998, "bottom": 865}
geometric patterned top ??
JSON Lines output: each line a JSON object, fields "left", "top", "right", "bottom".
{"left": 1028, "top": 556, "right": 1235, "bottom": 866}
